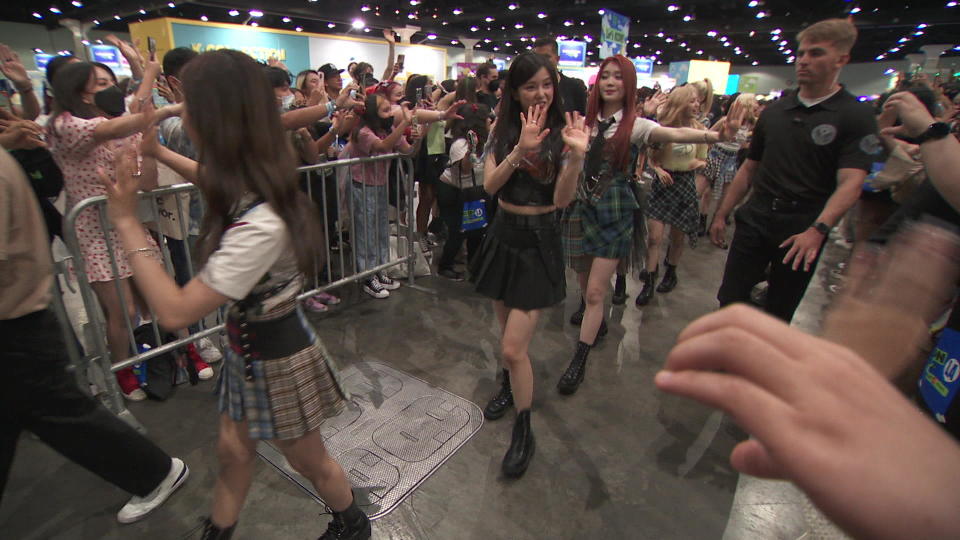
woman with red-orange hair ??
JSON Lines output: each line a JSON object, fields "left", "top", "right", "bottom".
{"left": 558, "top": 55, "right": 745, "bottom": 395}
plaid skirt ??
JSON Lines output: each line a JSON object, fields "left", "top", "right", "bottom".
{"left": 562, "top": 176, "right": 640, "bottom": 269}
{"left": 216, "top": 306, "right": 347, "bottom": 440}
{"left": 647, "top": 169, "right": 700, "bottom": 246}
{"left": 705, "top": 146, "right": 739, "bottom": 199}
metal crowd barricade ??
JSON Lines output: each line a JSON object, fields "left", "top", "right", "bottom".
{"left": 60, "top": 153, "right": 417, "bottom": 428}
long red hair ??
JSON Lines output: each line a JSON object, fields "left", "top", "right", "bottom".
{"left": 585, "top": 55, "right": 638, "bottom": 172}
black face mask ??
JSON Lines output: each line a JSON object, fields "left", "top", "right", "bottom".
{"left": 94, "top": 85, "right": 126, "bottom": 118}
{"left": 380, "top": 115, "right": 394, "bottom": 132}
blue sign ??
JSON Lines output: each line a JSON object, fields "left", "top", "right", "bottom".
{"left": 558, "top": 40, "right": 587, "bottom": 67}
{"left": 171, "top": 22, "right": 311, "bottom": 75}
{"left": 633, "top": 57, "right": 653, "bottom": 76}
{"left": 90, "top": 45, "right": 121, "bottom": 67}
{"left": 600, "top": 10, "right": 630, "bottom": 59}
{"left": 668, "top": 61, "right": 690, "bottom": 85}
{"left": 921, "top": 328, "right": 960, "bottom": 423}
{"left": 34, "top": 53, "right": 54, "bottom": 70}
{"left": 725, "top": 74, "right": 740, "bottom": 95}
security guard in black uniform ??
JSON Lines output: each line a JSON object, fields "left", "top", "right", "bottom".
{"left": 710, "top": 18, "right": 881, "bottom": 322}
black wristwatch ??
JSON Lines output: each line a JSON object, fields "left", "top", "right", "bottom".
{"left": 812, "top": 221, "right": 831, "bottom": 235}
{"left": 915, "top": 121, "right": 951, "bottom": 144}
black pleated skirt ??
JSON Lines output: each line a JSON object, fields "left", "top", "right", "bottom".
{"left": 469, "top": 209, "right": 565, "bottom": 311}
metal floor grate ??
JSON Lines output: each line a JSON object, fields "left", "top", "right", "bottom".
{"left": 257, "top": 361, "right": 483, "bottom": 520}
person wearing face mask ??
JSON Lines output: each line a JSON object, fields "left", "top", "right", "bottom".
{"left": 266, "top": 66, "right": 298, "bottom": 112}
{"left": 344, "top": 93, "right": 423, "bottom": 298}
{"left": 45, "top": 60, "right": 179, "bottom": 400}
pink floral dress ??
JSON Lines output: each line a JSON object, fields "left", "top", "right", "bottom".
{"left": 47, "top": 113, "right": 153, "bottom": 283}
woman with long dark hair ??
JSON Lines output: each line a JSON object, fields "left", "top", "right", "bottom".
{"left": 558, "top": 55, "right": 743, "bottom": 394}
{"left": 99, "top": 50, "right": 370, "bottom": 540}
{"left": 471, "top": 52, "right": 590, "bottom": 478}
{"left": 46, "top": 59, "right": 176, "bottom": 400}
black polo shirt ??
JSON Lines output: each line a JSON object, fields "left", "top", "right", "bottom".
{"left": 558, "top": 72, "right": 587, "bottom": 115}
{"left": 477, "top": 91, "right": 498, "bottom": 111}
{"left": 747, "top": 87, "right": 880, "bottom": 204}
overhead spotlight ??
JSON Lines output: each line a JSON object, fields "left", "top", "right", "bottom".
{"left": 508, "top": 3, "right": 518, "bottom": 10}
{"left": 949, "top": 1, "right": 958, "bottom": 7}
{"left": 538, "top": 12, "right": 547, "bottom": 18}
{"left": 667, "top": 4, "right": 679, "bottom": 12}
{"left": 515, "top": 22, "right": 524, "bottom": 29}
{"left": 251, "top": 22, "right": 259, "bottom": 26}
{"left": 92, "top": 18, "right": 99, "bottom": 24}
{"left": 752, "top": 60, "right": 759, "bottom": 65}
{"left": 451, "top": 39, "right": 458, "bottom": 44}
{"left": 850, "top": 7, "right": 861, "bottom": 14}
{"left": 81, "top": 39, "right": 90, "bottom": 45}
{"left": 352, "top": 19, "right": 364, "bottom": 28}
{"left": 114, "top": 14, "right": 121, "bottom": 20}
{"left": 696, "top": 49, "right": 703, "bottom": 55}
{"left": 427, "top": 33, "right": 437, "bottom": 39}
{"left": 71, "top": 0, "right": 82, "bottom": 6}
{"left": 200, "top": 14, "right": 208, "bottom": 21}
{"left": 228, "top": 9, "right": 239, "bottom": 16}
{"left": 453, "top": 8, "right": 462, "bottom": 15}
{"left": 282, "top": 16, "right": 291, "bottom": 22}
{"left": 249, "top": 10, "right": 263, "bottom": 17}
{"left": 917, "top": 23, "right": 928, "bottom": 28}
{"left": 296, "top": 26, "right": 303, "bottom": 32}
{"left": 707, "top": 30, "right": 717, "bottom": 37}
{"left": 657, "top": 31, "right": 664, "bottom": 37}
{"left": 598, "top": 9, "right": 605, "bottom": 15}
{"left": 748, "top": 0, "right": 759, "bottom": 6}
{"left": 49, "top": 6, "right": 62, "bottom": 14}
{"left": 486, "top": 16, "right": 495, "bottom": 22}
{"left": 584, "top": 34, "right": 592, "bottom": 42}
{"left": 327, "top": 22, "right": 335, "bottom": 28}
{"left": 167, "top": 2, "right": 175, "bottom": 7}
{"left": 32, "top": 11, "right": 43, "bottom": 18}
{"left": 410, "top": 0, "right": 420, "bottom": 4}
{"left": 683, "top": 14, "right": 693, "bottom": 22}
{"left": 470, "top": 26, "right": 478, "bottom": 31}
{"left": 364, "top": 27, "right": 371, "bottom": 32}
{"left": 484, "top": 38, "right": 491, "bottom": 42}
{"left": 140, "top": 9, "right": 147, "bottom": 14}
{"left": 756, "top": 11, "right": 768, "bottom": 18}
{"left": 563, "top": 20, "right": 573, "bottom": 26}
{"left": 505, "top": 41, "right": 512, "bottom": 46}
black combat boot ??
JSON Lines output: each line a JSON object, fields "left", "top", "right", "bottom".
{"left": 557, "top": 341, "right": 591, "bottom": 395}
{"left": 657, "top": 262, "right": 678, "bottom": 293}
{"left": 611, "top": 273, "right": 628, "bottom": 305}
{"left": 318, "top": 494, "right": 371, "bottom": 540}
{"left": 483, "top": 369, "right": 514, "bottom": 420}
{"left": 502, "top": 410, "right": 535, "bottom": 478}
{"left": 200, "top": 519, "right": 236, "bottom": 540}
{"left": 569, "top": 297, "right": 585, "bottom": 325}
{"left": 635, "top": 267, "right": 658, "bottom": 307}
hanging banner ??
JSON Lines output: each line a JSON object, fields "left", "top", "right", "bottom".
{"left": 558, "top": 40, "right": 587, "bottom": 68}
{"left": 599, "top": 10, "right": 629, "bottom": 59}
{"left": 633, "top": 56, "right": 653, "bottom": 76}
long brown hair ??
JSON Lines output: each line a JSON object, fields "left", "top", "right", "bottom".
{"left": 179, "top": 49, "right": 323, "bottom": 275}
{"left": 584, "top": 55, "right": 637, "bottom": 172}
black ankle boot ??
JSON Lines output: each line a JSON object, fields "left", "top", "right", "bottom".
{"left": 201, "top": 518, "right": 236, "bottom": 540}
{"left": 502, "top": 410, "right": 535, "bottom": 478}
{"left": 570, "top": 297, "right": 585, "bottom": 325}
{"left": 558, "top": 341, "right": 591, "bottom": 395}
{"left": 636, "top": 267, "right": 657, "bottom": 307}
{"left": 611, "top": 273, "right": 627, "bottom": 305}
{"left": 657, "top": 263, "right": 678, "bottom": 293}
{"left": 484, "top": 369, "right": 514, "bottom": 420}
{"left": 318, "top": 494, "right": 371, "bottom": 540}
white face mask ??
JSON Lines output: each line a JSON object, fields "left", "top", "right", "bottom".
{"left": 280, "top": 93, "right": 295, "bottom": 111}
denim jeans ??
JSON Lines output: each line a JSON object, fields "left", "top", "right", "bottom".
{"left": 351, "top": 181, "right": 389, "bottom": 273}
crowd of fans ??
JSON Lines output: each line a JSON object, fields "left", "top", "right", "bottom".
{"left": 3, "top": 15, "right": 960, "bottom": 539}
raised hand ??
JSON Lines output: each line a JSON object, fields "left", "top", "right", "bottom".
{"left": 336, "top": 83, "right": 363, "bottom": 110}
{"left": 719, "top": 100, "right": 745, "bottom": 141}
{"left": 105, "top": 35, "right": 143, "bottom": 70}
{"left": 882, "top": 91, "right": 936, "bottom": 139}
{"left": 97, "top": 144, "right": 142, "bottom": 225}
{"left": 561, "top": 111, "right": 589, "bottom": 156}
{"left": 442, "top": 99, "right": 467, "bottom": 120}
{"left": 383, "top": 28, "right": 397, "bottom": 42}
{"left": 140, "top": 124, "right": 161, "bottom": 158}
{"left": 644, "top": 91, "right": 667, "bottom": 118}
{"left": 0, "top": 44, "right": 31, "bottom": 90}
{"left": 517, "top": 104, "right": 550, "bottom": 153}
{"left": 0, "top": 118, "right": 45, "bottom": 150}
{"left": 307, "top": 86, "right": 328, "bottom": 107}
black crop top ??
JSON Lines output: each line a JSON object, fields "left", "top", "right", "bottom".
{"left": 498, "top": 169, "right": 556, "bottom": 206}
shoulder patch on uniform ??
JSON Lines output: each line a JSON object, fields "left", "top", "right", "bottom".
{"left": 859, "top": 134, "right": 882, "bottom": 155}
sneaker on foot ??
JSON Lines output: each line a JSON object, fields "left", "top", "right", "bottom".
{"left": 116, "top": 368, "right": 146, "bottom": 401}
{"left": 197, "top": 337, "right": 222, "bottom": 363}
{"left": 117, "top": 457, "right": 190, "bottom": 524}
{"left": 376, "top": 272, "right": 401, "bottom": 290}
{"left": 362, "top": 278, "right": 390, "bottom": 299}
{"left": 314, "top": 291, "right": 341, "bottom": 305}
{"left": 304, "top": 296, "right": 330, "bottom": 313}
{"left": 195, "top": 359, "right": 214, "bottom": 381}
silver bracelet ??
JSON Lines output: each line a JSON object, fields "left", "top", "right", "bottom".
{"left": 126, "top": 247, "right": 158, "bottom": 258}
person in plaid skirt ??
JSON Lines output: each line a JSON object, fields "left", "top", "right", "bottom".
{"left": 638, "top": 86, "right": 713, "bottom": 306}
{"left": 97, "top": 50, "right": 370, "bottom": 540}
{"left": 558, "top": 56, "right": 746, "bottom": 395}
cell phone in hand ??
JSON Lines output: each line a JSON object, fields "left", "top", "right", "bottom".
{"left": 396, "top": 54, "right": 405, "bottom": 72}
{"left": 415, "top": 87, "right": 423, "bottom": 106}
{"left": 147, "top": 37, "right": 157, "bottom": 56}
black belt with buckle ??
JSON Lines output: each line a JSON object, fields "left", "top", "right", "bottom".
{"left": 754, "top": 193, "right": 822, "bottom": 214}
{"left": 226, "top": 309, "right": 313, "bottom": 380}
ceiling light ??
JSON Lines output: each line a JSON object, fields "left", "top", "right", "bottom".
{"left": 665, "top": 37, "right": 674, "bottom": 43}
{"left": 451, "top": 39, "right": 458, "bottom": 44}
{"left": 352, "top": 19, "right": 364, "bottom": 29}
{"left": 505, "top": 41, "right": 512, "bottom": 46}
{"left": 683, "top": 15, "right": 693, "bottom": 22}
{"left": 49, "top": 6, "right": 62, "bottom": 14}
{"left": 771, "top": 28, "right": 781, "bottom": 34}
{"left": 453, "top": 8, "right": 463, "bottom": 14}
{"left": 538, "top": 12, "right": 547, "bottom": 18}
{"left": 92, "top": 18, "right": 99, "bottom": 24}
{"left": 484, "top": 38, "right": 491, "bottom": 43}
{"left": 949, "top": 1, "right": 958, "bottom": 7}
{"left": 200, "top": 14, "right": 208, "bottom": 21}
{"left": 410, "top": 0, "right": 420, "bottom": 4}
{"left": 493, "top": 46, "right": 499, "bottom": 50}
{"left": 364, "top": 27, "right": 371, "bottom": 32}
{"left": 884, "top": 68, "right": 896, "bottom": 75}
{"left": 508, "top": 3, "right": 518, "bottom": 10}
{"left": 470, "top": 26, "right": 478, "bottom": 31}
{"left": 756, "top": 11, "right": 768, "bottom": 18}
{"left": 917, "top": 23, "right": 928, "bottom": 28}
{"left": 515, "top": 22, "right": 524, "bottom": 29}
{"left": 598, "top": 9, "right": 605, "bottom": 15}
{"left": 584, "top": 34, "right": 592, "bottom": 42}
{"left": 282, "top": 16, "right": 291, "bottom": 22}
{"left": 71, "top": 0, "right": 82, "bottom": 6}
{"left": 427, "top": 33, "right": 437, "bottom": 39}
{"left": 563, "top": 20, "right": 573, "bottom": 26}
{"left": 914, "top": 30, "right": 924, "bottom": 36}
{"left": 667, "top": 5, "right": 679, "bottom": 12}
{"left": 114, "top": 14, "right": 121, "bottom": 20}
{"left": 707, "top": 30, "right": 717, "bottom": 37}
{"left": 327, "top": 22, "right": 335, "bottom": 28}
{"left": 228, "top": 9, "right": 239, "bottom": 16}
{"left": 140, "top": 9, "right": 147, "bottom": 14}
{"left": 657, "top": 32, "right": 664, "bottom": 37}
{"left": 752, "top": 60, "right": 759, "bottom": 65}
{"left": 696, "top": 50, "right": 703, "bottom": 55}
{"left": 251, "top": 22, "right": 259, "bottom": 27}
{"left": 32, "top": 11, "right": 43, "bottom": 18}
{"left": 748, "top": 0, "right": 759, "bottom": 6}
{"left": 249, "top": 10, "right": 263, "bottom": 17}
{"left": 296, "top": 26, "right": 303, "bottom": 32}
{"left": 361, "top": 5, "right": 371, "bottom": 11}
{"left": 486, "top": 16, "right": 495, "bottom": 22}
{"left": 850, "top": 7, "right": 861, "bottom": 14}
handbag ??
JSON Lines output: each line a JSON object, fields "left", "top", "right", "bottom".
{"left": 458, "top": 159, "right": 488, "bottom": 232}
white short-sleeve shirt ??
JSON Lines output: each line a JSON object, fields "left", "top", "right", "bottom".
{"left": 593, "top": 109, "right": 659, "bottom": 146}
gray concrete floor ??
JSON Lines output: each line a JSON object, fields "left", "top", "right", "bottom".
{"left": 0, "top": 231, "right": 852, "bottom": 540}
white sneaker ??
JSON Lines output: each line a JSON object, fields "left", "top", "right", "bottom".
{"left": 376, "top": 272, "right": 401, "bottom": 290}
{"left": 117, "top": 457, "right": 189, "bottom": 524}
{"left": 123, "top": 388, "right": 147, "bottom": 401}
{"left": 362, "top": 278, "right": 390, "bottom": 299}
{"left": 197, "top": 337, "right": 222, "bottom": 364}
